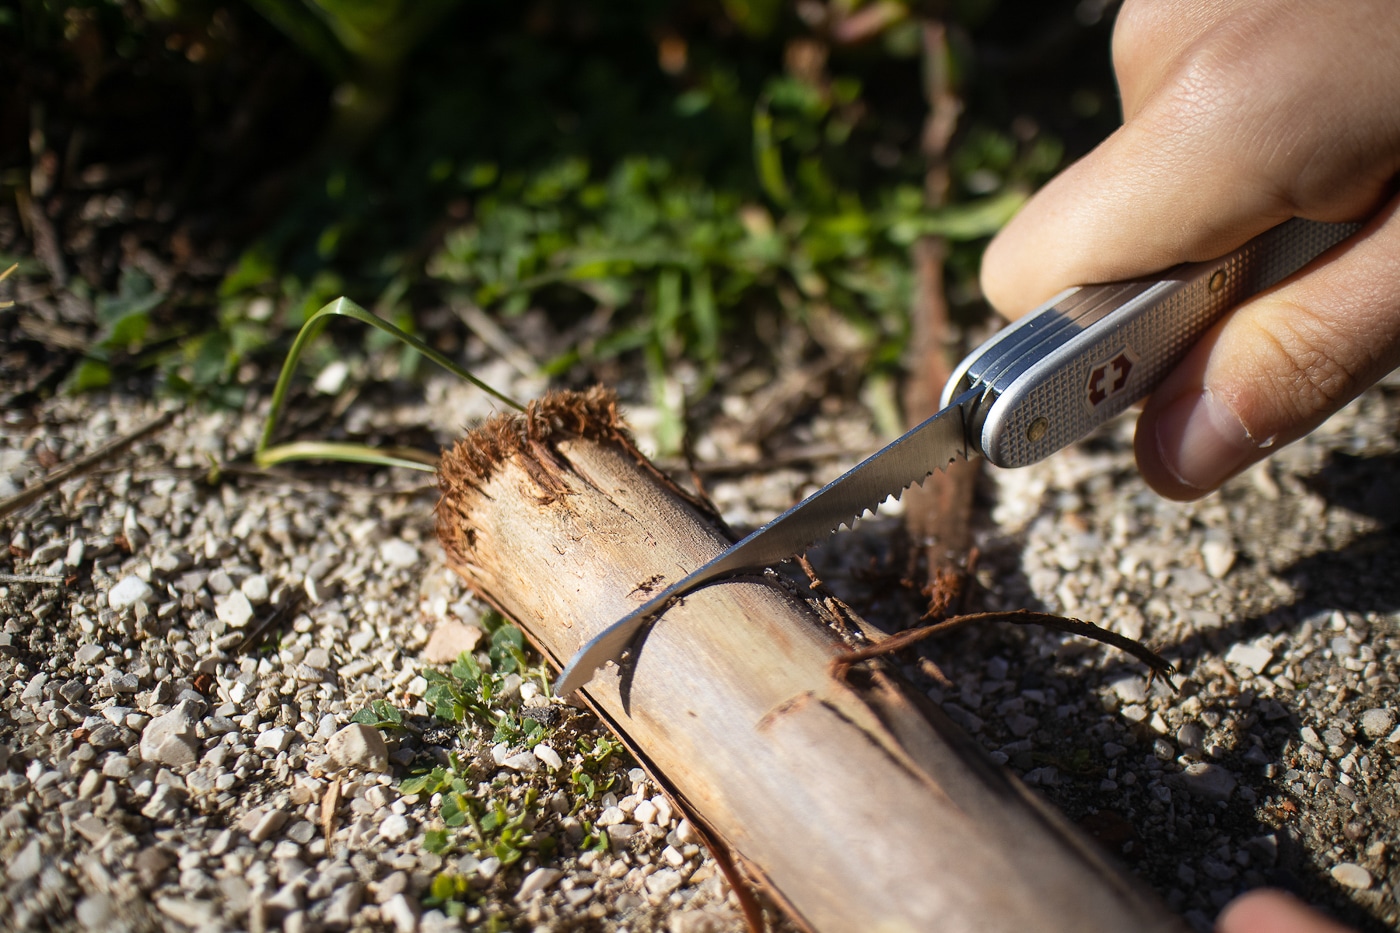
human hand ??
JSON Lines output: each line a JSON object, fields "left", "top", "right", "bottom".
{"left": 1217, "top": 890, "right": 1357, "bottom": 933}
{"left": 978, "top": 0, "right": 1400, "bottom": 499}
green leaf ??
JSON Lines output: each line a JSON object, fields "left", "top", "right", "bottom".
{"left": 350, "top": 699, "right": 404, "bottom": 729}
{"left": 64, "top": 359, "right": 111, "bottom": 394}
{"left": 488, "top": 626, "right": 524, "bottom": 674}
{"left": 424, "top": 830, "right": 453, "bottom": 855}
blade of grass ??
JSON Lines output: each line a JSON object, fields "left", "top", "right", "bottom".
{"left": 257, "top": 296, "right": 523, "bottom": 469}
{"left": 0, "top": 262, "right": 15, "bottom": 310}
{"left": 255, "top": 441, "right": 439, "bottom": 471}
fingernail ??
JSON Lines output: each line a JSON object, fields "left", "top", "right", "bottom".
{"left": 1154, "top": 388, "right": 1258, "bottom": 491}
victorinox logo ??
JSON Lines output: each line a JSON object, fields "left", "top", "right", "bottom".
{"left": 1086, "top": 347, "right": 1137, "bottom": 408}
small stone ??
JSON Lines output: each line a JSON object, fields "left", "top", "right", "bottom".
{"left": 380, "top": 540, "right": 419, "bottom": 569}
{"left": 139, "top": 700, "right": 201, "bottom": 767}
{"left": 379, "top": 814, "right": 411, "bottom": 843}
{"left": 516, "top": 867, "right": 562, "bottom": 901}
{"left": 662, "top": 845, "right": 686, "bottom": 867}
{"left": 1225, "top": 642, "right": 1273, "bottom": 675}
{"left": 102, "top": 754, "right": 134, "bottom": 779}
{"left": 87, "top": 723, "right": 126, "bottom": 750}
{"left": 65, "top": 539, "right": 86, "bottom": 568}
{"left": 1177, "top": 723, "right": 1206, "bottom": 751}
{"left": 421, "top": 621, "right": 483, "bottom": 663}
{"left": 382, "top": 893, "right": 419, "bottom": 933}
{"left": 598, "top": 807, "right": 626, "bottom": 827}
{"left": 241, "top": 574, "right": 270, "bottom": 604}
{"left": 652, "top": 796, "right": 674, "bottom": 826}
{"left": 1171, "top": 568, "right": 1214, "bottom": 597}
{"left": 634, "top": 800, "right": 658, "bottom": 824}
{"left": 304, "top": 647, "right": 331, "bottom": 670}
{"left": 266, "top": 881, "right": 306, "bottom": 915}
{"left": 1329, "top": 862, "right": 1373, "bottom": 890}
{"left": 215, "top": 591, "right": 255, "bottom": 629}
{"left": 246, "top": 808, "right": 289, "bottom": 843}
{"left": 1120, "top": 704, "right": 1149, "bottom": 724}
{"left": 73, "top": 815, "right": 108, "bottom": 843}
{"left": 256, "top": 728, "right": 293, "bottom": 754}
{"left": 75, "top": 894, "right": 114, "bottom": 930}
{"left": 135, "top": 847, "right": 175, "bottom": 887}
{"left": 75, "top": 644, "right": 105, "bottom": 665}
{"left": 108, "top": 576, "right": 153, "bottom": 610}
{"left": 533, "top": 744, "right": 562, "bottom": 771}
{"left": 1179, "top": 763, "right": 1236, "bottom": 801}
{"left": 326, "top": 723, "right": 389, "bottom": 773}
{"left": 1110, "top": 676, "right": 1148, "bottom": 704}
{"left": 1006, "top": 713, "right": 1039, "bottom": 737}
{"left": 645, "top": 868, "right": 684, "bottom": 898}
{"left": 1300, "top": 726, "right": 1325, "bottom": 750}
{"left": 1359, "top": 708, "right": 1396, "bottom": 741}
{"left": 156, "top": 896, "right": 215, "bottom": 928}
{"left": 287, "top": 820, "right": 316, "bottom": 845}
{"left": 1201, "top": 533, "right": 1236, "bottom": 578}
{"left": 503, "top": 751, "right": 538, "bottom": 771}
{"left": 141, "top": 784, "right": 185, "bottom": 822}
{"left": 8, "top": 838, "right": 42, "bottom": 883}
{"left": 323, "top": 882, "right": 362, "bottom": 929}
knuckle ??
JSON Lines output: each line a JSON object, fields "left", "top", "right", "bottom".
{"left": 1244, "top": 301, "right": 1368, "bottom": 430}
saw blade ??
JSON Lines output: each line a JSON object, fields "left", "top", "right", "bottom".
{"left": 554, "top": 388, "right": 980, "bottom": 695}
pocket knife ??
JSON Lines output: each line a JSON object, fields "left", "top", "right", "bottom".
{"left": 555, "top": 218, "right": 1357, "bottom": 695}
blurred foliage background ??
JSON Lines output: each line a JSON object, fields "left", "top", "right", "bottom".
{"left": 0, "top": 0, "right": 1122, "bottom": 445}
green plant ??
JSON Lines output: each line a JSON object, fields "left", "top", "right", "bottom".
{"left": 350, "top": 698, "right": 406, "bottom": 730}
{"left": 255, "top": 296, "right": 521, "bottom": 470}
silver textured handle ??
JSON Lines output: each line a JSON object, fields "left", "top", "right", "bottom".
{"left": 954, "top": 218, "right": 1358, "bottom": 468}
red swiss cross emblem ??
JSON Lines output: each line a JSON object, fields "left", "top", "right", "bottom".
{"left": 1086, "top": 347, "right": 1137, "bottom": 409}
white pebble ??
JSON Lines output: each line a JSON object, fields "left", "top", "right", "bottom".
{"left": 215, "top": 591, "right": 254, "bottom": 629}
{"left": 533, "top": 744, "right": 562, "bottom": 771}
{"left": 381, "top": 892, "right": 418, "bottom": 933}
{"left": 379, "top": 814, "right": 411, "bottom": 843}
{"left": 380, "top": 539, "right": 420, "bottom": 569}
{"left": 255, "top": 728, "right": 293, "bottom": 754}
{"left": 108, "top": 576, "right": 153, "bottom": 610}
{"left": 515, "top": 867, "right": 561, "bottom": 901}
{"left": 1225, "top": 642, "right": 1273, "bottom": 675}
{"left": 325, "top": 724, "right": 389, "bottom": 773}
{"left": 240, "top": 574, "right": 270, "bottom": 604}
{"left": 1330, "top": 862, "right": 1372, "bottom": 890}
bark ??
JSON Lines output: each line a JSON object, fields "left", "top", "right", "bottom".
{"left": 436, "top": 388, "right": 1186, "bottom": 933}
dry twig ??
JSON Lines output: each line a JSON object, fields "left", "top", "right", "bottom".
{"left": 0, "top": 410, "right": 177, "bottom": 519}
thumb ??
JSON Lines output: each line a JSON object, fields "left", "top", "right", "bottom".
{"left": 1135, "top": 197, "right": 1400, "bottom": 499}
{"left": 1216, "top": 890, "right": 1357, "bottom": 933}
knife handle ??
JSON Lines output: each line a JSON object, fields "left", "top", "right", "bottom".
{"left": 944, "top": 218, "right": 1359, "bottom": 468}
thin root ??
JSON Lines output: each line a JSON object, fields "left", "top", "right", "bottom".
{"left": 831, "top": 609, "right": 1177, "bottom": 687}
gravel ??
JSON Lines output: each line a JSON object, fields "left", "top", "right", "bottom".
{"left": 2, "top": 357, "right": 1398, "bottom": 932}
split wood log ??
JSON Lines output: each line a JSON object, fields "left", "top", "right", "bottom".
{"left": 436, "top": 388, "right": 1186, "bottom": 933}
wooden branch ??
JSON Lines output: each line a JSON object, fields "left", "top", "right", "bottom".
{"left": 901, "top": 19, "right": 979, "bottom": 582}
{"left": 435, "top": 388, "right": 1185, "bottom": 933}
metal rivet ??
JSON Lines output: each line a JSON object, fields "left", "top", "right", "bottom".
{"left": 1027, "top": 417, "right": 1048, "bottom": 443}
{"left": 1209, "top": 269, "right": 1227, "bottom": 293}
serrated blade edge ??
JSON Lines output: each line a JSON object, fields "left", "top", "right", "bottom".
{"left": 554, "top": 389, "right": 980, "bottom": 695}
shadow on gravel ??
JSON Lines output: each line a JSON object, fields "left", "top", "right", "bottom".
{"left": 1160, "top": 450, "right": 1400, "bottom": 933}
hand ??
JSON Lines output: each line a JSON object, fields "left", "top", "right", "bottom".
{"left": 979, "top": 0, "right": 1400, "bottom": 499}
{"left": 1217, "top": 890, "right": 1357, "bottom": 933}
